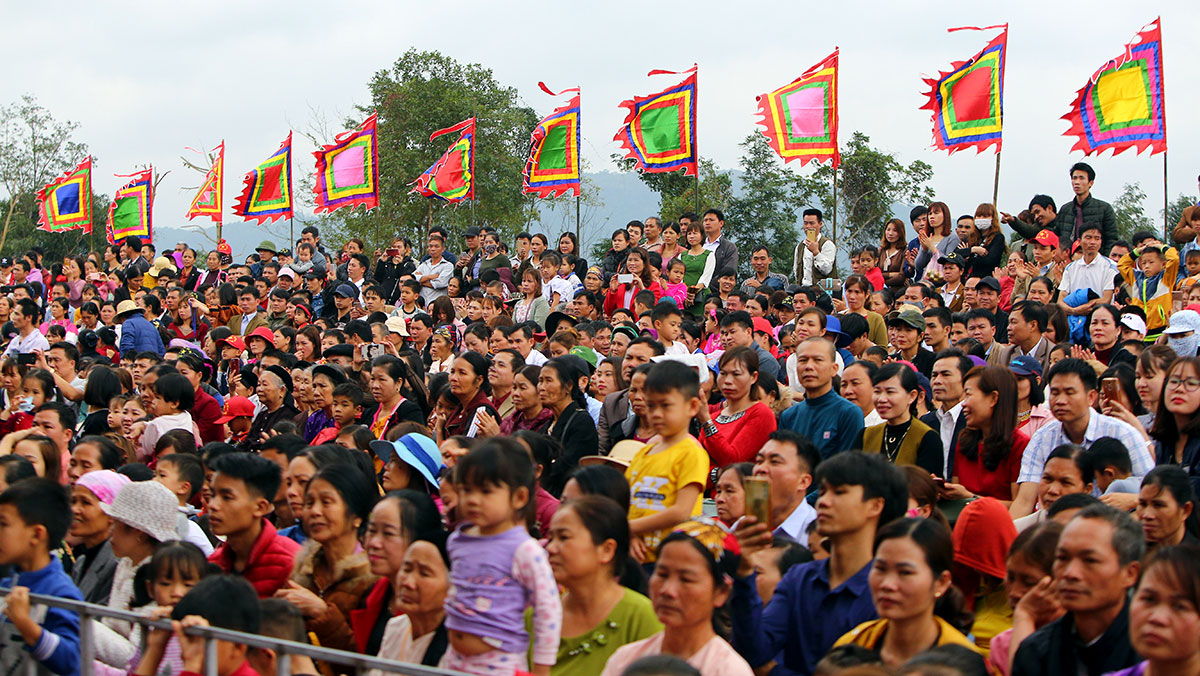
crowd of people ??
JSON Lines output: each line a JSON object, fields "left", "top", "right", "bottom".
{"left": 1, "top": 161, "right": 1200, "bottom": 676}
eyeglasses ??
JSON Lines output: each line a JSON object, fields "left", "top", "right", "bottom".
{"left": 1166, "top": 376, "right": 1200, "bottom": 392}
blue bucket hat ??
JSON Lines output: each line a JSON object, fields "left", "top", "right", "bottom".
{"left": 369, "top": 433, "right": 445, "bottom": 490}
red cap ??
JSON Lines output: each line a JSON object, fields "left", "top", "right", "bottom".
{"left": 1030, "top": 230, "right": 1059, "bottom": 248}
{"left": 751, "top": 317, "right": 774, "bottom": 335}
{"left": 216, "top": 335, "right": 246, "bottom": 352}
{"left": 214, "top": 396, "right": 256, "bottom": 424}
{"left": 216, "top": 239, "right": 232, "bottom": 255}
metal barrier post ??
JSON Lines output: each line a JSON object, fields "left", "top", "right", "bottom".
{"left": 204, "top": 635, "right": 219, "bottom": 676}
{"left": 78, "top": 605, "right": 95, "bottom": 670}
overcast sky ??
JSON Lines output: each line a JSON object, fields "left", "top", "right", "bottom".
{"left": 4, "top": 0, "right": 1197, "bottom": 243}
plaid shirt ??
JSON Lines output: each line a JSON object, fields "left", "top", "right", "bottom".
{"left": 1018, "top": 410, "right": 1154, "bottom": 484}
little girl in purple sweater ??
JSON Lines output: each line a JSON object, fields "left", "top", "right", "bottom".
{"left": 441, "top": 439, "right": 561, "bottom": 676}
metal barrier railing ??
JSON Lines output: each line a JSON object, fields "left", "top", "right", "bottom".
{"left": 0, "top": 586, "right": 465, "bottom": 676}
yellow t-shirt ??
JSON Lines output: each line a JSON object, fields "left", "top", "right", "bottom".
{"left": 625, "top": 435, "right": 708, "bottom": 562}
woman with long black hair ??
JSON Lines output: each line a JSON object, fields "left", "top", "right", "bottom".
{"left": 539, "top": 356, "right": 600, "bottom": 496}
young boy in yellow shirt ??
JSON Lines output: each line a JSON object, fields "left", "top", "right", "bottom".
{"left": 625, "top": 360, "right": 709, "bottom": 564}
{"left": 1117, "top": 241, "right": 1179, "bottom": 338}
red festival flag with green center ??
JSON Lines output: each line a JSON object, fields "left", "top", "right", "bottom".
{"left": 755, "top": 50, "right": 840, "bottom": 168}
{"left": 186, "top": 142, "right": 223, "bottom": 224}
{"left": 233, "top": 133, "right": 293, "bottom": 223}
{"left": 106, "top": 169, "right": 153, "bottom": 245}
{"left": 524, "top": 83, "right": 582, "bottom": 198}
{"left": 411, "top": 118, "right": 475, "bottom": 203}
{"left": 313, "top": 113, "right": 380, "bottom": 213}
{"left": 921, "top": 25, "right": 1008, "bottom": 154}
{"left": 1062, "top": 17, "right": 1166, "bottom": 156}
{"left": 37, "top": 157, "right": 94, "bottom": 234}
{"left": 614, "top": 65, "right": 698, "bottom": 176}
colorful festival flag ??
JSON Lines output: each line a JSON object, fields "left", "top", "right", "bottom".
{"left": 233, "top": 133, "right": 293, "bottom": 224}
{"left": 106, "top": 169, "right": 153, "bottom": 245}
{"left": 921, "top": 25, "right": 1008, "bottom": 154}
{"left": 36, "top": 157, "right": 94, "bottom": 234}
{"left": 614, "top": 65, "right": 698, "bottom": 176}
{"left": 755, "top": 50, "right": 840, "bottom": 168}
{"left": 1061, "top": 18, "right": 1166, "bottom": 156}
{"left": 313, "top": 113, "right": 380, "bottom": 213}
{"left": 411, "top": 118, "right": 475, "bottom": 203}
{"left": 186, "top": 142, "right": 224, "bottom": 224}
{"left": 523, "top": 83, "right": 582, "bottom": 198}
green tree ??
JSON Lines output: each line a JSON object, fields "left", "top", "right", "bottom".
{"left": 0, "top": 95, "right": 103, "bottom": 258}
{"left": 312, "top": 50, "right": 540, "bottom": 252}
{"left": 1113, "top": 182, "right": 1153, "bottom": 240}
{"left": 795, "top": 132, "right": 935, "bottom": 268}
{"left": 725, "top": 133, "right": 805, "bottom": 277}
{"left": 610, "top": 155, "right": 733, "bottom": 225}
{"left": 1163, "top": 193, "right": 1197, "bottom": 236}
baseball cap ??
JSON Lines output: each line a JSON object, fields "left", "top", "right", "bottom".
{"left": 1009, "top": 355, "right": 1043, "bottom": 377}
{"left": 216, "top": 239, "right": 232, "bottom": 255}
{"left": 1120, "top": 314, "right": 1147, "bottom": 335}
{"left": 0, "top": 257, "right": 11, "bottom": 267}
{"left": 976, "top": 276, "right": 1002, "bottom": 293}
{"left": 464, "top": 226, "right": 482, "bottom": 238}
{"left": 278, "top": 267, "right": 297, "bottom": 280}
{"left": 214, "top": 396, "right": 256, "bottom": 424}
{"left": 938, "top": 251, "right": 967, "bottom": 268}
{"left": 1030, "top": 230, "right": 1060, "bottom": 248}
{"left": 333, "top": 283, "right": 358, "bottom": 298}
{"left": 216, "top": 335, "right": 246, "bottom": 352}
{"left": 887, "top": 308, "right": 924, "bottom": 331}
{"left": 751, "top": 317, "right": 774, "bottom": 335}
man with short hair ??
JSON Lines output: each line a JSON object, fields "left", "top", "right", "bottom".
{"left": 227, "top": 287, "right": 268, "bottom": 336}
{"left": 1003, "top": 194, "right": 1059, "bottom": 241}
{"left": 1053, "top": 162, "right": 1119, "bottom": 254}
{"left": 1010, "top": 358, "right": 1152, "bottom": 518}
{"left": 741, "top": 246, "right": 787, "bottom": 295}
{"left": 731, "top": 452, "right": 908, "bottom": 675}
{"left": 642, "top": 216, "right": 664, "bottom": 253}
{"left": 3, "top": 300, "right": 50, "bottom": 357}
{"left": 793, "top": 208, "right": 837, "bottom": 286}
{"left": 966, "top": 308, "right": 1013, "bottom": 367}
{"left": 504, "top": 323, "right": 547, "bottom": 367}
{"left": 39, "top": 342, "right": 86, "bottom": 407}
{"left": 974, "top": 276, "right": 1009, "bottom": 342}
{"left": 1009, "top": 300, "right": 1053, "bottom": 374}
{"left": 753, "top": 430, "right": 822, "bottom": 543}
{"left": 702, "top": 209, "right": 739, "bottom": 291}
{"left": 719, "top": 311, "right": 780, "bottom": 381}
{"left": 1011, "top": 505, "right": 1144, "bottom": 676}
{"left": 922, "top": 349, "right": 971, "bottom": 477}
{"left": 1058, "top": 222, "right": 1117, "bottom": 317}
{"left": 415, "top": 236, "right": 454, "bottom": 305}
{"left": 922, "top": 307, "right": 953, "bottom": 354}
{"left": 123, "top": 235, "right": 151, "bottom": 278}
{"left": 962, "top": 277, "right": 980, "bottom": 310}
{"left": 487, "top": 349, "right": 524, "bottom": 421}
{"left": 937, "top": 252, "right": 966, "bottom": 311}
{"left": 779, "top": 337, "right": 864, "bottom": 459}
{"left": 265, "top": 289, "right": 290, "bottom": 330}
{"left": 596, "top": 336, "right": 663, "bottom": 451}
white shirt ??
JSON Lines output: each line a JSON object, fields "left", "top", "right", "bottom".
{"left": 414, "top": 258, "right": 454, "bottom": 305}
{"left": 940, "top": 282, "right": 962, "bottom": 307}
{"left": 703, "top": 236, "right": 722, "bottom": 253}
{"left": 542, "top": 277, "right": 574, "bottom": 309}
{"left": 3, "top": 329, "right": 50, "bottom": 357}
{"left": 523, "top": 350, "right": 548, "bottom": 366}
{"left": 795, "top": 238, "right": 837, "bottom": 285}
{"left": 1060, "top": 253, "right": 1116, "bottom": 296}
{"left": 775, "top": 499, "right": 817, "bottom": 545}
{"left": 934, "top": 402, "right": 963, "bottom": 476}
{"left": 865, "top": 409, "right": 884, "bottom": 426}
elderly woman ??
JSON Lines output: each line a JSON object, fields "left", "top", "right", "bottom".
{"left": 369, "top": 534, "right": 453, "bottom": 673}
{"left": 539, "top": 356, "right": 600, "bottom": 496}
{"left": 544, "top": 496, "right": 662, "bottom": 675}
{"left": 70, "top": 470, "right": 129, "bottom": 605}
{"left": 276, "top": 463, "right": 380, "bottom": 651}
{"left": 351, "top": 490, "right": 443, "bottom": 656}
{"left": 600, "top": 520, "right": 754, "bottom": 676}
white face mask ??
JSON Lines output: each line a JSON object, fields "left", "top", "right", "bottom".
{"left": 975, "top": 218, "right": 993, "bottom": 230}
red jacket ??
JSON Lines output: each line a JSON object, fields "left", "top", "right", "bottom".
{"left": 207, "top": 519, "right": 300, "bottom": 598}
{"left": 192, "top": 388, "right": 224, "bottom": 446}
{"left": 348, "top": 577, "right": 393, "bottom": 653}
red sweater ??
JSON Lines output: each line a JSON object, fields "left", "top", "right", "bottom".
{"left": 699, "top": 401, "right": 778, "bottom": 469}
{"left": 191, "top": 388, "right": 224, "bottom": 446}
{"left": 208, "top": 519, "right": 300, "bottom": 598}
{"left": 603, "top": 280, "right": 663, "bottom": 316}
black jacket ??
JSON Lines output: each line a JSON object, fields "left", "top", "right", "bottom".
{"left": 1012, "top": 600, "right": 1140, "bottom": 676}
{"left": 545, "top": 401, "right": 600, "bottom": 497}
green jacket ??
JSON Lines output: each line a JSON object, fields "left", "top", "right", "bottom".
{"left": 1051, "top": 193, "right": 1119, "bottom": 254}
